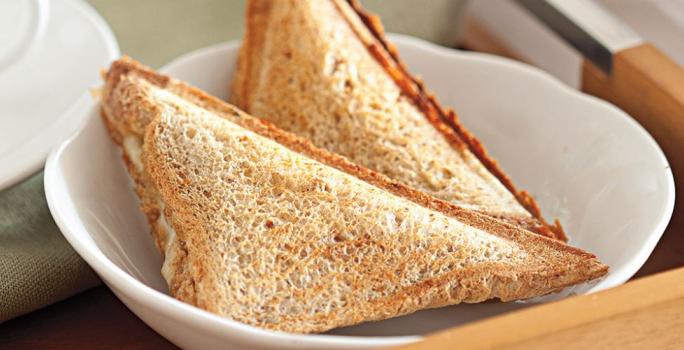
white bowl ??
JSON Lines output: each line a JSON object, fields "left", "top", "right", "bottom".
{"left": 44, "top": 35, "right": 674, "bottom": 349}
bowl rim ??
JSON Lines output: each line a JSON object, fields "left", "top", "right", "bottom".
{"left": 44, "top": 35, "right": 675, "bottom": 348}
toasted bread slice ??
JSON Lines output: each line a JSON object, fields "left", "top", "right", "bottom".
{"left": 231, "top": 0, "right": 566, "bottom": 241}
{"left": 102, "top": 57, "right": 606, "bottom": 333}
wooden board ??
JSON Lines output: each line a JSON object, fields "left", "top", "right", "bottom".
{"left": 395, "top": 267, "right": 684, "bottom": 349}
{"left": 0, "top": 287, "right": 178, "bottom": 349}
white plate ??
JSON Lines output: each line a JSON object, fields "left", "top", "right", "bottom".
{"left": 0, "top": 0, "right": 119, "bottom": 190}
{"left": 45, "top": 36, "right": 674, "bottom": 349}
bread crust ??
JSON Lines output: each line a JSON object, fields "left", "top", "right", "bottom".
{"left": 230, "top": 0, "right": 271, "bottom": 113}
{"left": 338, "top": 0, "right": 565, "bottom": 240}
{"left": 100, "top": 98, "right": 168, "bottom": 255}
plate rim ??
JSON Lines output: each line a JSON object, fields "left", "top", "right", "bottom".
{"left": 44, "top": 35, "right": 675, "bottom": 347}
{"left": 0, "top": 0, "right": 120, "bottom": 191}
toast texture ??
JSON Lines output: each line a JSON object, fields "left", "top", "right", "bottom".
{"left": 101, "top": 57, "right": 606, "bottom": 333}
{"left": 231, "top": 0, "right": 566, "bottom": 240}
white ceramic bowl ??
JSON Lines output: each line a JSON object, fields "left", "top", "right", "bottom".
{"left": 45, "top": 35, "right": 674, "bottom": 349}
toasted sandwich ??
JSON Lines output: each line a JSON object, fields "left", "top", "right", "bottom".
{"left": 231, "top": 0, "right": 566, "bottom": 241}
{"left": 101, "top": 57, "right": 605, "bottom": 333}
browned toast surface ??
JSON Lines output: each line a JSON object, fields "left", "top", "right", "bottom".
{"left": 101, "top": 57, "right": 605, "bottom": 333}
{"left": 231, "top": 0, "right": 566, "bottom": 240}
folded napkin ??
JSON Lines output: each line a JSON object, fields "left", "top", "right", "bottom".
{"left": 0, "top": 173, "right": 99, "bottom": 322}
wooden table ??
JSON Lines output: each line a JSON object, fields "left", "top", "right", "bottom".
{"left": 0, "top": 287, "right": 178, "bottom": 349}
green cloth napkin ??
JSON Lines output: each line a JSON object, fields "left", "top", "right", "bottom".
{"left": 0, "top": 0, "right": 463, "bottom": 323}
{"left": 0, "top": 173, "right": 99, "bottom": 322}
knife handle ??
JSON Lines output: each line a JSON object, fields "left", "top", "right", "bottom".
{"left": 582, "top": 43, "right": 684, "bottom": 185}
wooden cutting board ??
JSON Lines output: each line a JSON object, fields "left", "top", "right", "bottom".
{"left": 395, "top": 267, "right": 684, "bottom": 349}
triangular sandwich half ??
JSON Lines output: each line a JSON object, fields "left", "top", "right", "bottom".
{"left": 101, "top": 57, "right": 606, "bottom": 333}
{"left": 231, "top": 0, "right": 566, "bottom": 240}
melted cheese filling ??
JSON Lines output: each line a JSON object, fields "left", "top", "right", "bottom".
{"left": 123, "top": 136, "right": 144, "bottom": 172}
{"left": 123, "top": 135, "right": 177, "bottom": 286}
{"left": 158, "top": 208, "right": 178, "bottom": 284}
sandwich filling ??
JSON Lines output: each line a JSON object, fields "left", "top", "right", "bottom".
{"left": 123, "top": 136, "right": 144, "bottom": 173}
{"left": 122, "top": 134, "right": 178, "bottom": 285}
